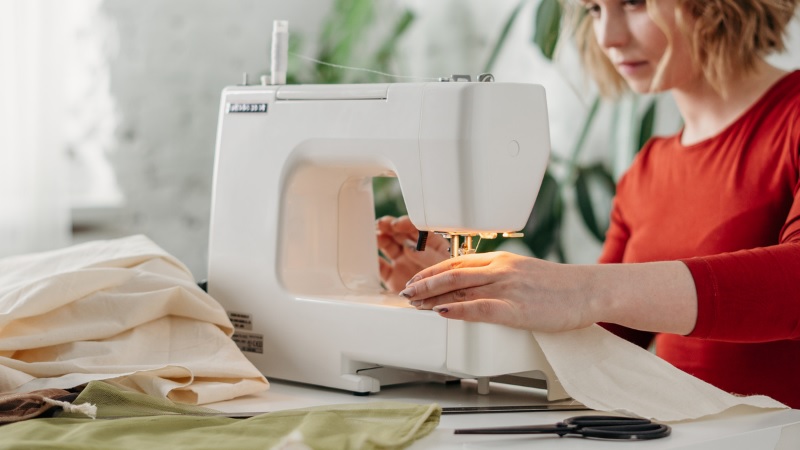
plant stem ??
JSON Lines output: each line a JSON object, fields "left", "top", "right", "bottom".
{"left": 562, "top": 95, "right": 601, "bottom": 188}
{"left": 482, "top": 0, "right": 528, "bottom": 73}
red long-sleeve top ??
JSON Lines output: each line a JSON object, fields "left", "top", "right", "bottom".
{"left": 599, "top": 70, "right": 800, "bottom": 408}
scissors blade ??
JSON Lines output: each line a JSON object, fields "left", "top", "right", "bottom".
{"left": 97, "top": 405, "right": 585, "bottom": 420}
{"left": 442, "top": 404, "right": 589, "bottom": 414}
{"left": 97, "top": 411, "right": 269, "bottom": 420}
{"left": 455, "top": 424, "right": 566, "bottom": 435}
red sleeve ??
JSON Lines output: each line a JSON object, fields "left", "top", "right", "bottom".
{"left": 600, "top": 322, "right": 656, "bottom": 349}
{"left": 683, "top": 179, "right": 800, "bottom": 343}
{"left": 597, "top": 195, "right": 629, "bottom": 264}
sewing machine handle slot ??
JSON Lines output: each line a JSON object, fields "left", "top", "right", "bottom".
{"left": 416, "top": 231, "right": 429, "bottom": 251}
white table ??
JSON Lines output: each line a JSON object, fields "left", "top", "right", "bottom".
{"left": 207, "top": 379, "right": 800, "bottom": 449}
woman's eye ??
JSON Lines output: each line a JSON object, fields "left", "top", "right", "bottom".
{"left": 622, "top": 0, "right": 646, "bottom": 9}
{"left": 584, "top": 2, "right": 601, "bottom": 17}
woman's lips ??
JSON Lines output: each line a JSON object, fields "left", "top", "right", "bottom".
{"left": 617, "top": 61, "right": 648, "bottom": 76}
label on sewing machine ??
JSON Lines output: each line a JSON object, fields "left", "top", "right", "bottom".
{"left": 232, "top": 331, "right": 264, "bottom": 354}
{"left": 227, "top": 311, "right": 253, "bottom": 330}
{"left": 226, "top": 103, "right": 269, "bottom": 113}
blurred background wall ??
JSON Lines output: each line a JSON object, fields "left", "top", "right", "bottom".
{"left": 75, "top": 0, "right": 334, "bottom": 278}
{"left": 2, "top": 0, "right": 799, "bottom": 280}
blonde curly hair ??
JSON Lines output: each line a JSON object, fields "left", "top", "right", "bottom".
{"left": 567, "top": 0, "right": 799, "bottom": 98}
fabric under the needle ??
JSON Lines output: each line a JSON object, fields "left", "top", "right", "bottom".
{"left": 0, "top": 235, "right": 268, "bottom": 405}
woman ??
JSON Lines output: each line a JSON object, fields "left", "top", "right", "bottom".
{"left": 376, "top": 0, "right": 800, "bottom": 407}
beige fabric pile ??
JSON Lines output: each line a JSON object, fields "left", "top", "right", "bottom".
{"left": 0, "top": 235, "right": 268, "bottom": 405}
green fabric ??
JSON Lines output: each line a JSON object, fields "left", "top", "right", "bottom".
{"left": 59, "top": 381, "right": 220, "bottom": 418}
{"left": 2, "top": 382, "right": 441, "bottom": 450}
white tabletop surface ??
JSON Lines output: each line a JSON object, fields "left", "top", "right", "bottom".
{"left": 207, "top": 379, "right": 800, "bottom": 449}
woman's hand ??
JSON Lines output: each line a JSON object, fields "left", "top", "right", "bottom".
{"left": 399, "top": 251, "right": 699, "bottom": 335}
{"left": 376, "top": 215, "right": 449, "bottom": 293}
{"left": 399, "top": 251, "right": 599, "bottom": 332}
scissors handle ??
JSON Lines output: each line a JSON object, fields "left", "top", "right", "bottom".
{"left": 578, "top": 422, "right": 671, "bottom": 440}
{"left": 454, "top": 415, "right": 672, "bottom": 440}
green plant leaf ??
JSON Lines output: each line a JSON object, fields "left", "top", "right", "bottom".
{"left": 482, "top": 0, "right": 527, "bottom": 72}
{"left": 373, "top": 10, "right": 416, "bottom": 81}
{"left": 637, "top": 99, "right": 657, "bottom": 151}
{"left": 316, "top": 0, "right": 375, "bottom": 83}
{"left": 373, "top": 177, "right": 407, "bottom": 219}
{"left": 533, "top": 0, "right": 562, "bottom": 60}
{"left": 285, "top": 35, "right": 306, "bottom": 84}
{"left": 521, "top": 170, "right": 564, "bottom": 258}
{"left": 574, "top": 164, "right": 616, "bottom": 242}
{"left": 564, "top": 96, "right": 601, "bottom": 185}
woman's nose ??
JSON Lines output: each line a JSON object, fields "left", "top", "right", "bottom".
{"left": 595, "top": 13, "right": 630, "bottom": 49}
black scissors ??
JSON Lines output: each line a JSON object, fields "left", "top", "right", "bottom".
{"left": 454, "top": 415, "right": 671, "bottom": 440}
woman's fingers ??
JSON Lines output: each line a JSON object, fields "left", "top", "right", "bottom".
{"left": 377, "top": 232, "right": 404, "bottom": 261}
{"left": 395, "top": 252, "right": 592, "bottom": 333}
{"left": 420, "top": 232, "right": 450, "bottom": 253}
{"left": 432, "top": 299, "right": 517, "bottom": 327}
{"left": 378, "top": 256, "right": 392, "bottom": 281}
{"left": 401, "top": 263, "right": 492, "bottom": 302}
{"left": 377, "top": 215, "right": 451, "bottom": 266}
{"left": 405, "top": 253, "right": 495, "bottom": 288}
{"left": 377, "top": 216, "right": 417, "bottom": 246}
{"left": 388, "top": 215, "right": 418, "bottom": 235}
{"left": 400, "top": 236, "right": 448, "bottom": 267}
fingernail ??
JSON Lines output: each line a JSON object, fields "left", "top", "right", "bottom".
{"left": 403, "top": 239, "right": 417, "bottom": 250}
{"left": 405, "top": 275, "right": 420, "bottom": 287}
{"left": 399, "top": 286, "right": 416, "bottom": 298}
{"left": 409, "top": 300, "right": 421, "bottom": 307}
{"left": 433, "top": 306, "right": 449, "bottom": 314}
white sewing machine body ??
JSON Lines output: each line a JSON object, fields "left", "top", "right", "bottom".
{"left": 207, "top": 81, "right": 566, "bottom": 399}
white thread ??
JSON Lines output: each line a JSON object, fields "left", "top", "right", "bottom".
{"left": 475, "top": 235, "right": 483, "bottom": 253}
{"left": 291, "top": 53, "right": 439, "bottom": 81}
{"left": 42, "top": 397, "right": 98, "bottom": 419}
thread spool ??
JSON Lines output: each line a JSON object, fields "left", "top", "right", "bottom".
{"left": 271, "top": 20, "right": 289, "bottom": 85}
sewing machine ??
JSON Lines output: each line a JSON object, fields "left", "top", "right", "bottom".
{"left": 207, "top": 78, "right": 567, "bottom": 400}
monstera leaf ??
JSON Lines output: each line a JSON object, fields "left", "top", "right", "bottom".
{"left": 533, "top": 0, "right": 562, "bottom": 60}
{"left": 575, "top": 164, "right": 616, "bottom": 242}
{"left": 522, "top": 170, "right": 564, "bottom": 258}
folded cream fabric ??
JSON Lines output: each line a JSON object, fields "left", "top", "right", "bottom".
{"left": 533, "top": 325, "right": 787, "bottom": 421}
{"left": 0, "top": 235, "right": 268, "bottom": 405}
